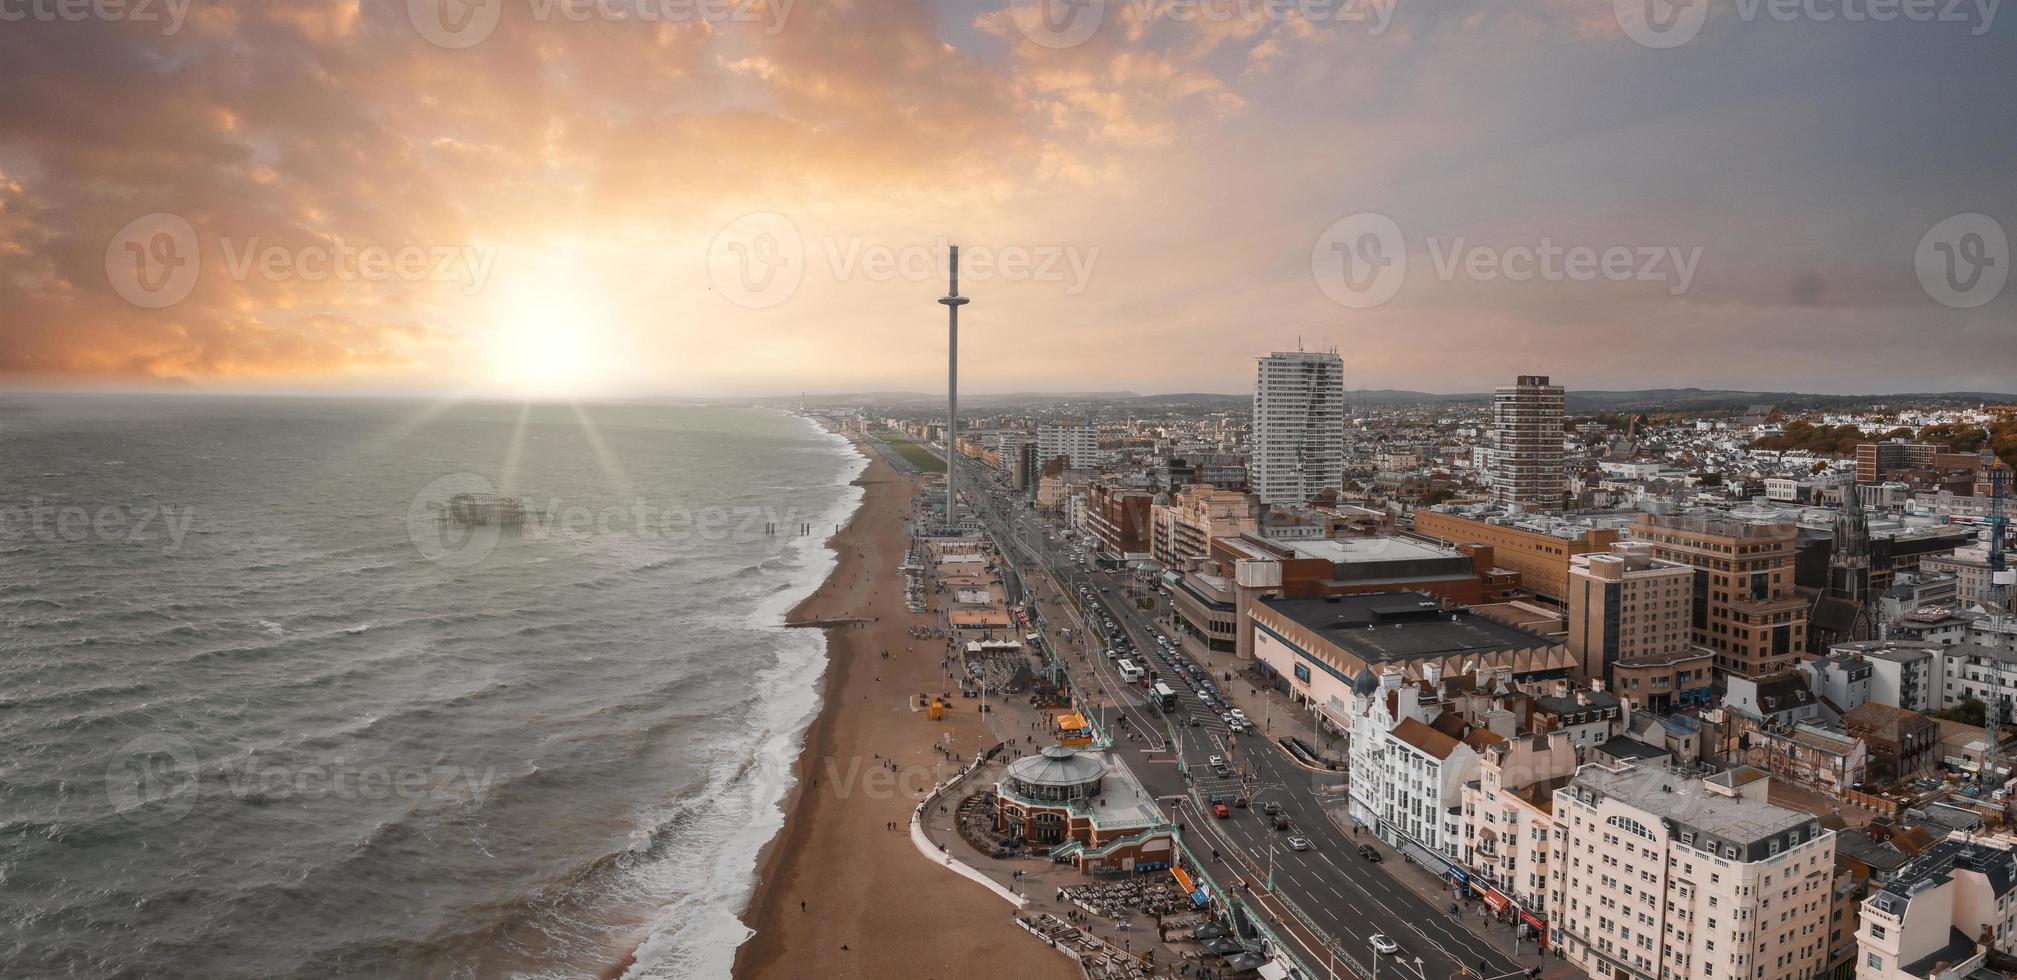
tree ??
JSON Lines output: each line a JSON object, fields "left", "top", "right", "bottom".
{"left": 1934, "top": 698, "right": 1988, "bottom": 727}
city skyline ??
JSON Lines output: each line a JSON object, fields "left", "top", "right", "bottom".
{"left": 2, "top": 3, "right": 2012, "bottom": 398}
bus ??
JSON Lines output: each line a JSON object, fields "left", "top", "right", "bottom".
{"left": 1152, "top": 682, "right": 1178, "bottom": 711}
{"left": 1116, "top": 659, "right": 1144, "bottom": 683}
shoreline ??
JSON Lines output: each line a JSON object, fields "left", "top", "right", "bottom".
{"left": 730, "top": 427, "right": 1075, "bottom": 980}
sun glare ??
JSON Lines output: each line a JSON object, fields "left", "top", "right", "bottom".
{"left": 482, "top": 253, "right": 617, "bottom": 399}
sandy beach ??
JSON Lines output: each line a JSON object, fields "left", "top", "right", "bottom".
{"left": 732, "top": 435, "right": 1075, "bottom": 980}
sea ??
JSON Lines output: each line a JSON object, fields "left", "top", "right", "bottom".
{"left": 0, "top": 394, "right": 867, "bottom": 980}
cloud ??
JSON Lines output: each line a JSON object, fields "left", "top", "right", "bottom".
{"left": 0, "top": 0, "right": 2011, "bottom": 395}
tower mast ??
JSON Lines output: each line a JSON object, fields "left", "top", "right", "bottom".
{"left": 939, "top": 246, "right": 970, "bottom": 531}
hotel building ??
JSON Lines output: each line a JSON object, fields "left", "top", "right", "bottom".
{"left": 1549, "top": 762, "right": 1836, "bottom": 980}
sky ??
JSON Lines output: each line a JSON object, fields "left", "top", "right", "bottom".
{"left": 1, "top": 0, "right": 2013, "bottom": 399}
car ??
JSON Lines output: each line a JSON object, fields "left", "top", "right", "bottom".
{"left": 1212, "top": 801, "right": 1230, "bottom": 819}
{"left": 1262, "top": 801, "right": 1284, "bottom": 815}
{"left": 1188, "top": 717, "right": 1201, "bottom": 727}
{"left": 1208, "top": 755, "right": 1223, "bottom": 767}
{"left": 1370, "top": 935, "right": 1399, "bottom": 955}
{"left": 1272, "top": 814, "right": 1291, "bottom": 831}
{"left": 1287, "top": 836, "right": 1310, "bottom": 851}
{"left": 1358, "top": 844, "right": 1381, "bottom": 862}
{"left": 1212, "top": 763, "right": 1231, "bottom": 778}
{"left": 1226, "top": 720, "right": 1246, "bottom": 734}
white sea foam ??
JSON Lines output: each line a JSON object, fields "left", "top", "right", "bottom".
{"left": 619, "top": 414, "right": 868, "bottom": 980}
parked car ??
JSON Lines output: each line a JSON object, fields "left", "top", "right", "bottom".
{"left": 1358, "top": 844, "right": 1381, "bottom": 862}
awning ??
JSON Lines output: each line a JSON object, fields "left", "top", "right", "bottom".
{"left": 1161, "top": 571, "right": 1183, "bottom": 584}
{"left": 1256, "top": 962, "right": 1291, "bottom": 980}
{"left": 1398, "top": 839, "right": 1451, "bottom": 875}
{"left": 1483, "top": 888, "right": 1511, "bottom": 912}
{"left": 1223, "top": 953, "right": 1266, "bottom": 972}
{"left": 1202, "top": 938, "right": 1242, "bottom": 955}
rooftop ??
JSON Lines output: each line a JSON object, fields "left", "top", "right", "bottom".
{"left": 1569, "top": 762, "right": 1824, "bottom": 859}
{"left": 1258, "top": 592, "right": 1555, "bottom": 664}
{"left": 1870, "top": 839, "right": 2017, "bottom": 918}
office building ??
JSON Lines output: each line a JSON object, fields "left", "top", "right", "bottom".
{"left": 1490, "top": 375, "right": 1566, "bottom": 513}
{"left": 1413, "top": 509, "right": 1623, "bottom": 601}
{"left": 1250, "top": 351, "right": 1345, "bottom": 505}
{"left": 1567, "top": 544, "right": 1696, "bottom": 686}
{"left": 1633, "top": 514, "right": 1810, "bottom": 678}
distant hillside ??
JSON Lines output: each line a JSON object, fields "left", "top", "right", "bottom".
{"left": 755, "top": 388, "right": 2017, "bottom": 414}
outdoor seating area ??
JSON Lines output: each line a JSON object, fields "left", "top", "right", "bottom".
{"left": 1013, "top": 913, "right": 1158, "bottom": 980}
{"left": 1058, "top": 878, "right": 1193, "bottom": 919}
{"left": 955, "top": 789, "right": 1027, "bottom": 859}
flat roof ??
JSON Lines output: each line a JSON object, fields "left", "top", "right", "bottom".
{"left": 1569, "top": 762, "right": 1823, "bottom": 859}
{"left": 1258, "top": 592, "right": 1554, "bottom": 663}
{"left": 1282, "top": 536, "right": 1460, "bottom": 564}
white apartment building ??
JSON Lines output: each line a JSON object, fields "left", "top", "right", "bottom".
{"left": 1250, "top": 351, "right": 1344, "bottom": 505}
{"left": 1461, "top": 731, "right": 1579, "bottom": 926}
{"left": 1549, "top": 762, "right": 1835, "bottom": 980}
{"left": 1857, "top": 837, "right": 2017, "bottom": 980}
{"left": 1036, "top": 420, "right": 1102, "bottom": 470}
{"left": 1344, "top": 667, "right": 1483, "bottom": 868}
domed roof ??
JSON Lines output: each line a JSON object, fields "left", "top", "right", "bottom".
{"left": 1004, "top": 745, "right": 1108, "bottom": 787}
